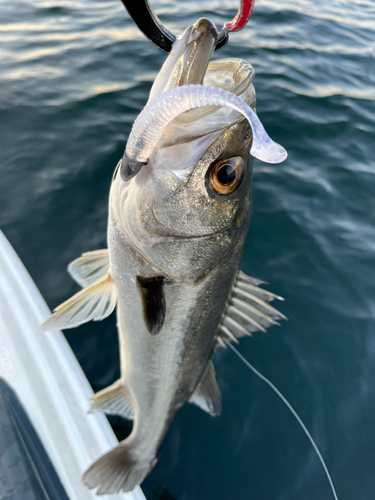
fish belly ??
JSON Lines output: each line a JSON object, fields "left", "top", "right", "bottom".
{"left": 108, "top": 213, "right": 242, "bottom": 461}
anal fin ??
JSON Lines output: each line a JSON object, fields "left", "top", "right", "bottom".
{"left": 189, "top": 361, "right": 221, "bottom": 417}
{"left": 89, "top": 380, "right": 134, "bottom": 420}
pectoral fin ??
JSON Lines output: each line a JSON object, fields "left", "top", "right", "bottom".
{"left": 68, "top": 249, "right": 109, "bottom": 287}
{"left": 217, "top": 270, "right": 286, "bottom": 346}
{"left": 89, "top": 380, "right": 134, "bottom": 420}
{"left": 41, "top": 273, "right": 117, "bottom": 331}
{"left": 189, "top": 361, "right": 221, "bottom": 417}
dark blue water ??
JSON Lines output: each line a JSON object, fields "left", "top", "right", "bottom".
{"left": 1, "top": 0, "right": 375, "bottom": 499}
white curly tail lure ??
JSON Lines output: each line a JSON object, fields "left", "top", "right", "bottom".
{"left": 125, "top": 84, "right": 287, "bottom": 167}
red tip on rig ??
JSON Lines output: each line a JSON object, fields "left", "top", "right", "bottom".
{"left": 224, "top": 0, "right": 255, "bottom": 32}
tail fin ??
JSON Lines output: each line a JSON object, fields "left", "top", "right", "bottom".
{"left": 82, "top": 444, "right": 156, "bottom": 494}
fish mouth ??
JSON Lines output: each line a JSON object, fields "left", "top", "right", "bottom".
{"left": 146, "top": 18, "right": 256, "bottom": 151}
{"left": 124, "top": 18, "right": 259, "bottom": 176}
{"left": 174, "top": 18, "right": 218, "bottom": 88}
{"left": 148, "top": 18, "right": 218, "bottom": 102}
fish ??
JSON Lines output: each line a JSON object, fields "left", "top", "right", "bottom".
{"left": 41, "top": 18, "right": 287, "bottom": 495}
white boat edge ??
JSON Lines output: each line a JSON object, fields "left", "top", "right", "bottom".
{"left": 0, "top": 230, "right": 146, "bottom": 500}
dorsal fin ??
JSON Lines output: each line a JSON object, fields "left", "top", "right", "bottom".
{"left": 68, "top": 249, "right": 109, "bottom": 287}
{"left": 41, "top": 273, "right": 117, "bottom": 331}
{"left": 217, "top": 270, "right": 286, "bottom": 347}
{"left": 189, "top": 361, "right": 221, "bottom": 417}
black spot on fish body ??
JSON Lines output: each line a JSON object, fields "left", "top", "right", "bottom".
{"left": 136, "top": 276, "right": 166, "bottom": 335}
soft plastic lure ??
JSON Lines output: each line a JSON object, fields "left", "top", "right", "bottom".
{"left": 125, "top": 84, "right": 287, "bottom": 170}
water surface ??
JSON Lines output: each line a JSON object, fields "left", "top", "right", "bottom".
{"left": 1, "top": 0, "right": 375, "bottom": 499}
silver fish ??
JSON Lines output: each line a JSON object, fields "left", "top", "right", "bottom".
{"left": 42, "top": 18, "right": 287, "bottom": 494}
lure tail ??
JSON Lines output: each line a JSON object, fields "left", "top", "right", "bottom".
{"left": 82, "top": 443, "right": 157, "bottom": 494}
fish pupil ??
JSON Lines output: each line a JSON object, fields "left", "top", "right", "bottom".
{"left": 217, "top": 164, "right": 236, "bottom": 185}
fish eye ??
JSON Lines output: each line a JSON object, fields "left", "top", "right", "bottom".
{"left": 209, "top": 157, "right": 244, "bottom": 195}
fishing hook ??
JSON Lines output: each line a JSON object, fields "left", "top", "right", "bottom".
{"left": 119, "top": 0, "right": 255, "bottom": 53}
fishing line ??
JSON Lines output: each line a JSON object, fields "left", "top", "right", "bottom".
{"left": 227, "top": 342, "right": 338, "bottom": 500}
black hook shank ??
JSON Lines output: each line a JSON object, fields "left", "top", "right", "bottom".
{"left": 120, "top": 0, "right": 228, "bottom": 53}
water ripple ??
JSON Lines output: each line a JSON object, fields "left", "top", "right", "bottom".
{"left": 0, "top": 0, "right": 374, "bottom": 499}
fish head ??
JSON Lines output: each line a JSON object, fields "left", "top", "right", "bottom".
{"left": 112, "top": 20, "right": 258, "bottom": 283}
{"left": 117, "top": 120, "right": 252, "bottom": 283}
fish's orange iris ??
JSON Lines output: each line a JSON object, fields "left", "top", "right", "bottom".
{"left": 209, "top": 157, "right": 244, "bottom": 195}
